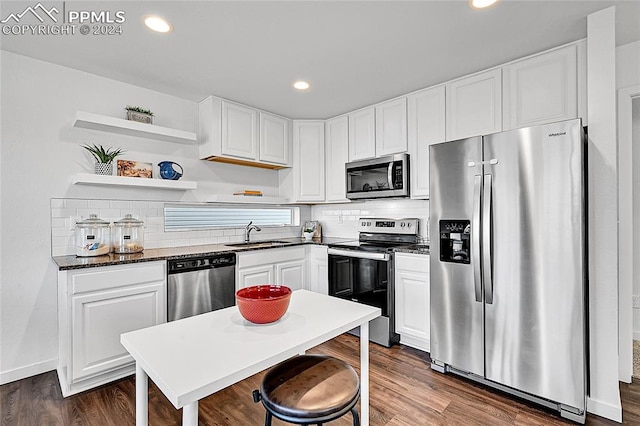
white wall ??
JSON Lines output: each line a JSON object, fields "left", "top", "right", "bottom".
{"left": 616, "top": 41, "right": 640, "bottom": 90}
{"left": 0, "top": 51, "right": 291, "bottom": 383}
{"left": 617, "top": 40, "right": 640, "bottom": 341}
{"left": 633, "top": 97, "right": 640, "bottom": 339}
{"left": 586, "top": 7, "right": 621, "bottom": 421}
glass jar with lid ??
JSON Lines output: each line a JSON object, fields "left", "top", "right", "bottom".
{"left": 75, "top": 214, "right": 111, "bottom": 257}
{"left": 112, "top": 214, "right": 144, "bottom": 254}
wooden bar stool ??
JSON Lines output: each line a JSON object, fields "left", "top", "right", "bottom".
{"left": 253, "top": 354, "right": 360, "bottom": 426}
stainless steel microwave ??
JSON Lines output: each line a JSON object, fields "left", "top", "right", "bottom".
{"left": 345, "top": 153, "right": 410, "bottom": 200}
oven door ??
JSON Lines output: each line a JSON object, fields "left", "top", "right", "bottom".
{"left": 327, "top": 248, "right": 391, "bottom": 316}
{"left": 328, "top": 248, "right": 398, "bottom": 346}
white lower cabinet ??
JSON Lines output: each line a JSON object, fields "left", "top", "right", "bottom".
{"left": 394, "top": 253, "right": 430, "bottom": 352}
{"left": 237, "top": 246, "right": 306, "bottom": 291}
{"left": 306, "top": 245, "right": 328, "bottom": 295}
{"left": 238, "top": 264, "right": 274, "bottom": 287}
{"left": 57, "top": 261, "right": 166, "bottom": 396}
{"left": 276, "top": 259, "right": 305, "bottom": 288}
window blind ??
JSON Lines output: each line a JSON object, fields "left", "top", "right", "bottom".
{"left": 164, "top": 204, "right": 295, "bottom": 231}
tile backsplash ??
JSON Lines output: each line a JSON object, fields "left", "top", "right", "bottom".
{"left": 51, "top": 198, "right": 309, "bottom": 256}
{"left": 51, "top": 197, "right": 430, "bottom": 256}
{"left": 311, "top": 199, "right": 430, "bottom": 242}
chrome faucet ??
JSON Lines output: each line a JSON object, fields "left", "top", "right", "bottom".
{"left": 244, "top": 221, "right": 261, "bottom": 243}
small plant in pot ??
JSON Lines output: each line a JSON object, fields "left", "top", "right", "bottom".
{"left": 125, "top": 106, "right": 154, "bottom": 124}
{"left": 82, "top": 144, "right": 125, "bottom": 175}
{"left": 303, "top": 226, "right": 315, "bottom": 241}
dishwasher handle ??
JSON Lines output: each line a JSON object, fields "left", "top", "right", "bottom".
{"left": 168, "top": 253, "right": 236, "bottom": 274}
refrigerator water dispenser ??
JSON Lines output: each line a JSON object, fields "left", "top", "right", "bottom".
{"left": 439, "top": 220, "right": 471, "bottom": 264}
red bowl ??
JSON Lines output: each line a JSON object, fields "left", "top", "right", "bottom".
{"left": 236, "top": 285, "right": 292, "bottom": 324}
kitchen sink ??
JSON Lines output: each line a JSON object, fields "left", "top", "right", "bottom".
{"left": 224, "top": 240, "right": 291, "bottom": 248}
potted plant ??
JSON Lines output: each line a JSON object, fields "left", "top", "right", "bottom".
{"left": 303, "top": 225, "right": 315, "bottom": 241}
{"left": 125, "top": 106, "right": 154, "bottom": 124}
{"left": 81, "top": 144, "right": 125, "bottom": 175}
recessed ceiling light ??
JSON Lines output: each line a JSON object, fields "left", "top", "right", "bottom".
{"left": 470, "top": 0, "right": 498, "bottom": 9}
{"left": 144, "top": 15, "right": 173, "bottom": 33}
{"left": 293, "top": 81, "right": 311, "bottom": 91}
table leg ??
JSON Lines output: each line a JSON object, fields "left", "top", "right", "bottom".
{"left": 360, "top": 321, "right": 370, "bottom": 426}
{"left": 183, "top": 401, "right": 198, "bottom": 426}
{"left": 136, "top": 362, "right": 148, "bottom": 426}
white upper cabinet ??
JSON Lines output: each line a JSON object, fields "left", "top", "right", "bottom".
{"left": 446, "top": 68, "right": 502, "bottom": 141}
{"left": 259, "top": 112, "right": 290, "bottom": 165}
{"left": 375, "top": 97, "right": 408, "bottom": 156}
{"left": 325, "top": 115, "right": 350, "bottom": 202}
{"left": 502, "top": 44, "right": 578, "bottom": 131}
{"left": 293, "top": 121, "right": 325, "bottom": 202}
{"left": 221, "top": 100, "right": 258, "bottom": 159}
{"left": 407, "top": 86, "right": 446, "bottom": 199}
{"left": 348, "top": 107, "right": 376, "bottom": 161}
{"left": 199, "top": 95, "right": 291, "bottom": 169}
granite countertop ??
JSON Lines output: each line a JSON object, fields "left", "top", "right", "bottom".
{"left": 394, "top": 244, "right": 430, "bottom": 255}
{"left": 53, "top": 237, "right": 355, "bottom": 270}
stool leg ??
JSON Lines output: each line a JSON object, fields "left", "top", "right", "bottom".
{"left": 351, "top": 407, "right": 360, "bottom": 426}
{"left": 264, "top": 411, "right": 272, "bottom": 426}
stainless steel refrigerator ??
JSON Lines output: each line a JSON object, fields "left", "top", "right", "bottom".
{"left": 429, "top": 119, "right": 587, "bottom": 423}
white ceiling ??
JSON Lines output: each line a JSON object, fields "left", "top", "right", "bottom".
{"left": 2, "top": 1, "right": 639, "bottom": 119}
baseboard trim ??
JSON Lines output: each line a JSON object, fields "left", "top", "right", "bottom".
{"left": 587, "top": 396, "right": 622, "bottom": 423}
{"left": 633, "top": 332, "right": 640, "bottom": 341}
{"left": 399, "top": 335, "right": 430, "bottom": 353}
{"left": 0, "top": 358, "right": 58, "bottom": 385}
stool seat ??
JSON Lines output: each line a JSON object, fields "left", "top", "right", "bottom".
{"left": 257, "top": 355, "right": 360, "bottom": 425}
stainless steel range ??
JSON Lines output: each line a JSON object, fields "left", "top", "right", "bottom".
{"left": 327, "top": 218, "right": 419, "bottom": 347}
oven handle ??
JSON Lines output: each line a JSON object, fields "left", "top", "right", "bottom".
{"left": 327, "top": 248, "right": 391, "bottom": 261}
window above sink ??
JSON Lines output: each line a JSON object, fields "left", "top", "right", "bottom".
{"left": 164, "top": 204, "right": 300, "bottom": 231}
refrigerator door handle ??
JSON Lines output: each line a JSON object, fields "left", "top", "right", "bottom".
{"left": 483, "top": 174, "right": 494, "bottom": 304}
{"left": 473, "top": 174, "right": 482, "bottom": 302}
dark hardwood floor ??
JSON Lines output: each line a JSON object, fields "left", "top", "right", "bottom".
{"left": 2, "top": 334, "right": 638, "bottom": 425}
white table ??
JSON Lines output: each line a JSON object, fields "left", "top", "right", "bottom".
{"left": 121, "top": 290, "right": 381, "bottom": 426}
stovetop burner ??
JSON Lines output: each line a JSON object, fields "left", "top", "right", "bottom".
{"left": 328, "top": 240, "right": 405, "bottom": 253}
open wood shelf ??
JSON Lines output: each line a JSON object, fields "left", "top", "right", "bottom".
{"left": 207, "top": 194, "right": 289, "bottom": 204}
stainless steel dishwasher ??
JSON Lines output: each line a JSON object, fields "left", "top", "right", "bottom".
{"left": 167, "top": 253, "right": 236, "bottom": 321}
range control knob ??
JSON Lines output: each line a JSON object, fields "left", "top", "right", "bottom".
{"left": 407, "top": 223, "right": 412, "bottom": 228}
{"left": 400, "top": 222, "right": 406, "bottom": 227}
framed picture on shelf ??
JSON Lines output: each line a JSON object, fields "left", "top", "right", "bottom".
{"left": 117, "top": 160, "right": 152, "bottom": 178}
